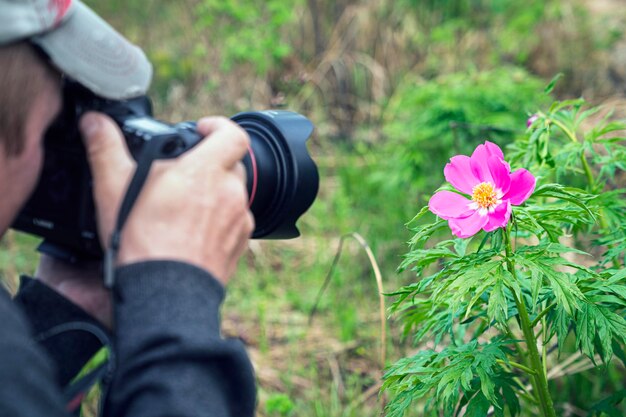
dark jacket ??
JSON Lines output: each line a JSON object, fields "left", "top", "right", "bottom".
{"left": 0, "top": 260, "right": 256, "bottom": 417}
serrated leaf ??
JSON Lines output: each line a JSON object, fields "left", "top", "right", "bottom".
{"left": 576, "top": 302, "right": 597, "bottom": 359}
{"left": 612, "top": 340, "right": 626, "bottom": 369}
{"left": 516, "top": 255, "right": 584, "bottom": 315}
{"left": 529, "top": 268, "right": 543, "bottom": 312}
{"left": 545, "top": 243, "right": 590, "bottom": 256}
{"left": 382, "top": 341, "right": 512, "bottom": 417}
{"left": 406, "top": 205, "right": 432, "bottom": 229}
{"left": 476, "top": 367, "right": 497, "bottom": 404}
{"left": 549, "top": 305, "right": 573, "bottom": 351}
{"left": 487, "top": 278, "right": 509, "bottom": 325}
{"left": 575, "top": 301, "right": 626, "bottom": 363}
{"left": 465, "top": 392, "right": 491, "bottom": 417}
{"left": 454, "top": 238, "right": 470, "bottom": 257}
{"left": 545, "top": 270, "right": 583, "bottom": 315}
{"left": 501, "top": 378, "right": 521, "bottom": 417}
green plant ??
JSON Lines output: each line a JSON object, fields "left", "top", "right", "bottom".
{"left": 265, "top": 393, "right": 295, "bottom": 416}
{"left": 193, "top": 0, "right": 298, "bottom": 75}
{"left": 382, "top": 94, "right": 626, "bottom": 416}
{"left": 380, "top": 67, "right": 547, "bottom": 203}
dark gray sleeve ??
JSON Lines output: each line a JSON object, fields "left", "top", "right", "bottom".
{"left": 104, "top": 261, "right": 257, "bottom": 417}
{"left": 14, "top": 276, "right": 107, "bottom": 387}
{"left": 0, "top": 289, "right": 69, "bottom": 417}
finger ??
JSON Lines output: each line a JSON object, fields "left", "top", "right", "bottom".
{"left": 80, "top": 112, "right": 135, "bottom": 187}
{"left": 223, "top": 211, "right": 254, "bottom": 281}
{"left": 80, "top": 112, "right": 135, "bottom": 244}
{"left": 233, "top": 161, "right": 247, "bottom": 186}
{"left": 245, "top": 209, "right": 255, "bottom": 238}
{"left": 236, "top": 211, "right": 255, "bottom": 258}
{"left": 189, "top": 116, "right": 250, "bottom": 168}
{"left": 195, "top": 116, "right": 233, "bottom": 137}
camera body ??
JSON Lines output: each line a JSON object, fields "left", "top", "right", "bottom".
{"left": 12, "top": 81, "right": 319, "bottom": 258}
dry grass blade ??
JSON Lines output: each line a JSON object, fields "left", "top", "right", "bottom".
{"left": 308, "top": 232, "right": 386, "bottom": 368}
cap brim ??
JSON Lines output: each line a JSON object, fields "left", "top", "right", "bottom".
{"left": 32, "top": 1, "right": 152, "bottom": 100}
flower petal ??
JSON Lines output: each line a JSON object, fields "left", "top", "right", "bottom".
{"left": 483, "top": 201, "right": 512, "bottom": 232}
{"left": 448, "top": 211, "right": 489, "bottom": 238}
{"left": 503, "top": 168, "right": 536, "bottom": 205}
{"left": 487, "top": 155, "right": 511, "bottom": 194}
{"left": 470, "top": 141, "right": 507, "bottom": 183}
{"left": 429, "top": 191, "right": 474, "bottom": 219}
{"left": 444, "top": 155, "right": 480, "bottom": 195}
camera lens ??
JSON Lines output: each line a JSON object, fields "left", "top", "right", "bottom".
{"left": 13, "top": 91, "right": 319, "bottom": 261}
{"left": 232, "top": 111, "right": 319, "bottom": 239}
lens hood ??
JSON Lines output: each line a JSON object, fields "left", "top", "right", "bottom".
{"left": 233, "top": 110, "right": 319, "bottom": 239}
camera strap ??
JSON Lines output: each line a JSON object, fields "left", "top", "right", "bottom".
{"left": 103, "top": 136, "right": 176, "bottom": 288}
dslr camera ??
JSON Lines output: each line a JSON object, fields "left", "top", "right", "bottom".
{"left": 12, "top": 81, "right": 319, "bottom": 259}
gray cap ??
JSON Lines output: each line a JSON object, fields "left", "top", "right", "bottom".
{"left": 0, "top": 0, "right": 152, "bottom": 99}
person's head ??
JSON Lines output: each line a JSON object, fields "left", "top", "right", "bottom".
{"left": 0, "top": 0, "right": 152, "bottom": 236}
{"left": 0, "top": 41, "right": 62, "bottom": 234}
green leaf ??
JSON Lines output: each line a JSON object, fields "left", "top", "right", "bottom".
{"left": 575, "top": 301, "right": 626, "bottom": 363}
{"left": 612, "top": 340, "right": 626, "bottom": 369}
{"left": 500, "top": 377, "right": 521, "bottom": 417}
{"left": 530, "top": 267, "right": 543, "bottom": 311}
{"left": 476, "top": 366, "right": 497, "bottom": 404}
{"left": 586, "top": 390, "right": 626, "bottom": 417}
{"left": 532, "top": 184, "right": 597, "bottom": 220}
{"left": 544, "top": 73, "right": 563, "bottom": 94}
{"left": 545, "top": 243, "right": 590, "bottom": 257}
{"left": 552, "top": 305, "right": 572, "bottom": 350}
{"left": 549, "top": 98, "right": 586, "bottom": 113}
{"left": 515, "top": 255, "right": 584, "bottom": 315}
{"left": 382, "top": 340, "right": 514, "bottom": 417}
{"left": 576, "top": 302, "right": 597, "bottom": 359}
{"left": 465, "top": 392, "right": 491, "bottom": 417}
{"left": 487, "top": 278, "right": 509, "bottom": 325}
{"left": 454, "top": 238, "right": 470, "bottom": 257}
{"left": 544, "top": 270, "right": 583, "bottom": 315}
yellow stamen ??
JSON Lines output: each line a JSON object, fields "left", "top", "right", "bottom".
{"left": 472, "top": 182, "right": 498, "bottom": 209}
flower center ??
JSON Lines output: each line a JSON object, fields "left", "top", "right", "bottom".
{"left": 472, "top": 182, "right": 498, "bottom": 209}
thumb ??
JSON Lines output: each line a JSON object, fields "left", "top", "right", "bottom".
{"left": 79, "top": 112, "right": 134, "bottom": 180}
{"left": 79, "top": 112, "right": 135, "bottom": 245}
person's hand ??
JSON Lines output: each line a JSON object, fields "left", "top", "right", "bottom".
{"left": 35, "top": 254, "right": 112, "bottom": 328}
{"left": 79, "top": 112, "right": 254, "bottom": 285}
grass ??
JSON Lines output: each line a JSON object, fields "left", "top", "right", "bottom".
{"left": 223, "top": 174, "right": 413, "bottom": 415}
{"left": 2, "top": 0, "right": 626, "bottom": 415}
{"left": 0, "top": 156, "right": 416, "bottom": 416}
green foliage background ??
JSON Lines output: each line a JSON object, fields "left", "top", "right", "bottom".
{"left": 1, "top": 0, "right": 625, "bottom": 416}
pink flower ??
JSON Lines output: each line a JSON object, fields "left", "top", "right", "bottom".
{"left": 527, "top": 114, "right": 539, "bottom": 128}
{"left": 428, "top": 141, "right": 536, "bottom": 238}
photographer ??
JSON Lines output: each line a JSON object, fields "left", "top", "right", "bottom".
{"left": 0, "top": 0, "right": 256, "bottom": 416}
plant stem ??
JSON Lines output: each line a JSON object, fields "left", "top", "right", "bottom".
{"left": 549, "top": 118, "right": 578, "bottom": 144}
{"left": 550, "top": 117, "right": 620, "bottom": 267}
{"left": 550, "top": 118, "right": 595, "bottom": 189}
{"left": 531, "top": 302, "right": 556, "bottom": 328}
{"left": 580, "top": 153, "right": 595, "bottom": 191}
{"left": 496, "top": 359, "right": 537, "bottom": 376}
{"left": 503, "top": 227, "right": 557, "bottom": 417}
